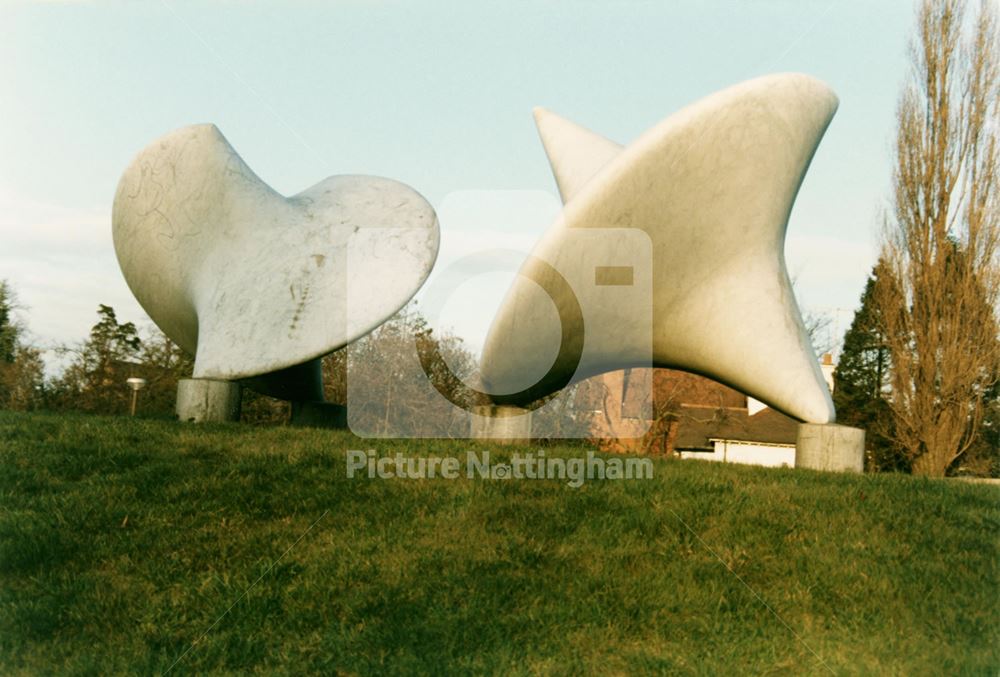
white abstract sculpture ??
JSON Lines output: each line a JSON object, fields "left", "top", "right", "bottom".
{"left": 113, "top": 124, "right": 438, "bottom": 413}
{"left": 479, "top": 73, "right": 838, "bottom": 424}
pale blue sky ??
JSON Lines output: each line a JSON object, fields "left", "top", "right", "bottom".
{"left": 1, "top": 0, "right": 915, "bottom": 362}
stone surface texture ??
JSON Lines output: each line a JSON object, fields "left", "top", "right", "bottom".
{"left": 176, "top": 378, "right": 242, "bottom": 423}
{"left": 479, "top": 73, "right": 839, "bottom": 424}
{"left": 113, "top": 124, "right": 439, "bottom": 392}
{"left": 796, "top": 423, "right": 865, "bottom": 473}
{"left": 469, "top": 405, "right": 534, "bottom": 444}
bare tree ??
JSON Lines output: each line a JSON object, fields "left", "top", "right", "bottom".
{"left": 803, "top": 309, "right": 835, "bottom": 358}
{"left": 875, "top": 0, "right": 1000, "bottom": 476}
{"left": 323, "top": 304, "right": 479, "bottom": 437}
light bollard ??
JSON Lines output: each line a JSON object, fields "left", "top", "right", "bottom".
{"left": 126, "top": 377, "right": 147, "bottom": 417}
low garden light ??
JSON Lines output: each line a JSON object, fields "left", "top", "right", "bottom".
{"left": 126, "top": 377, "right": 147, "bottom": 416}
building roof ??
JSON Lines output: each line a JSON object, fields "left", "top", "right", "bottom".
{"left": 579, "top": 367, "right": 807, "bottom": 452}
{"left": 674, "top": 405, "right": 800, "bottom": 450}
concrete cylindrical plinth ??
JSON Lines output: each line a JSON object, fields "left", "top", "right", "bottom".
{"left": 470, "top": 405, "right": 532, "bottom": 445}
{"left": 176, "top": 378, "right": 242, "bottom": 423}
{"left": 796, "top": 424, "right": 865, "bottom": 473}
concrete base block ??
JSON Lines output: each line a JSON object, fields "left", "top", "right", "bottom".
{"left": 470, "top": 405, "right": 532, "bottom": 444}
{"left": 290, "top": 401, "right": 348, "bottom": 429}
{"left": 796, "top": 423, "right": 865, "bottom": 473}
{"left": 176, "top": 378, "right": 242, "bottom": 423}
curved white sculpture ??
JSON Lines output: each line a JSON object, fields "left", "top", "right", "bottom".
{"left": 112, "top": 124, "right": 438, "bottom": 397}
{"left": 479, "top": 73, "right": 838, "bottom": 424}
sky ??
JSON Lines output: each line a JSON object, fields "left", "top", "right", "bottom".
{"left": 0, "top": 0, "right": 916, "bottom": 370}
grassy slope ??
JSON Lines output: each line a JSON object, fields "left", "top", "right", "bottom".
{"left": 0, "top": 411, "right": 997, "bottom": 676}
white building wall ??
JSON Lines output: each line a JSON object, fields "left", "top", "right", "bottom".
{"left": 679, "top": 440, "right": 796, "bottom": 468}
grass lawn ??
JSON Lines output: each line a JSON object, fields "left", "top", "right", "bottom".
{"left": 0, "top": 410, "right": 997, "bottom": 675}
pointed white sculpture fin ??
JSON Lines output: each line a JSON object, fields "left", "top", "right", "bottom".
{"left": 482, "top": 74, "right": 839, "bottom": 424}
{"left": 533, "top": 107, "right": 623, "bottom": 204}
